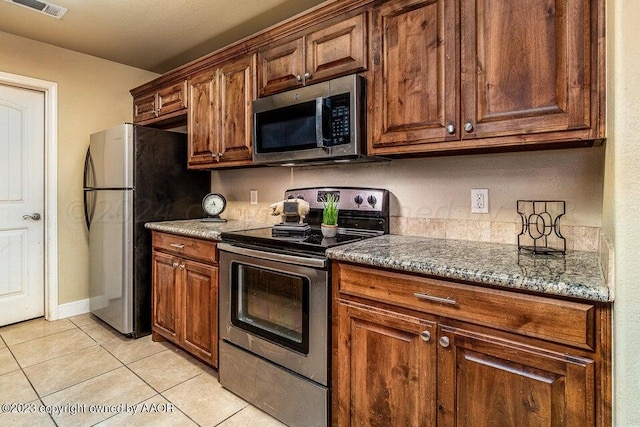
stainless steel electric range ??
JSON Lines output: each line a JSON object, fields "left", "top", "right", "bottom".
{"left": 218, "top": 187, "right": 389, "bottom": 427}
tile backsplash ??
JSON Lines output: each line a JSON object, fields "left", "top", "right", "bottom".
{"left": 223, "top": 201, "right": 601, "bottom": 252}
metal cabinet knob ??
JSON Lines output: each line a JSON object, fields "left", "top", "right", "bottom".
{"left": 304, "top": 72, "right": 311, "bottom": 80}
{"left": 172, "top": 262, "right": 179, "bottom": 268}
{"left": 296, "top": 75, "right": 302, "bottom": 82}
{"left": 464, "top": 122, "right": 474, "bottom": 132}
{"left": 22, "top": 213, "right": 41, "bottom": 221}
{"left": 179, "top": 264, "right": 185, "bottom": 270}
{"left": 439, "top": 336, "right": 450, "bottom": 348}
{"left": 218, "top": 152, "right": 223, "bottom": 158}
{"left": 420, "top": 330, "right": 431, "bottom": 342}
{"left": 446, "top": 124, "right": 455, "bottom": 134}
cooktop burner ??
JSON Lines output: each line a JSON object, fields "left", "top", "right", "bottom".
{"left": 220, "top": 187, "right": 389, "bottom": 257}
{"left": 221, "top": 226, "right": 383, "bottom": 256}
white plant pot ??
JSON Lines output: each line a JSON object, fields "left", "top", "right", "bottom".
{"left": 321, "top": 224, "right": 338, "bottom": 238}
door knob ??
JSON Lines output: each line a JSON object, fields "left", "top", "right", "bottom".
{"left": 464, "top": 122, "right": 474, "bottom": 132}
{"left": 420, "top": 330, "right": 431, "bottom": 342}
{"left": 23, "top": 213, "right": 41, "bottom": 220}
{"left": 446, "top": 124, "right": 455, "bottom": 134}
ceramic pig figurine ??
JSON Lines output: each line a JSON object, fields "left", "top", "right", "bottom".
{"left": 270, "top": 199, "right": 310, "bottom": 223}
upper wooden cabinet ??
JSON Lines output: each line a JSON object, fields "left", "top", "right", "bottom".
{"left": 370, "top": 0, "right": 458, "bottom": 148}
{"left": 188, "top": 54, "right": 255, "bottom": 169}
{"left": 258, "top": 13, "right": 368, "bottom": 97}
{"left": 133, "top": 80, "right": 188, "bottom": 124}
{"left": 369, "top": 0, "right": 604, "bottom": 155}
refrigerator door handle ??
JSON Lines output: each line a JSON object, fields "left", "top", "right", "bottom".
{"left": 83, "top": 147, "right": 96, "bottom": 189}
{"left": 83, "top": 147, "right": 97, "bottom": 230}
{"left": 83, "top": 190, "right": 92, "bottom": 230}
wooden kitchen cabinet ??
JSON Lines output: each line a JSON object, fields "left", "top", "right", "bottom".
{"left": 133, "top": 80, "right": 188, "bottom": 125}
{"left": 188, "top": 54, "right": 255, "bottom": 169}
{"left": 151, "top": 231, "right": 218, "bottom": 367}
{"left": 370, "top": 0, "right": 458, "bottom": 149}
{"left": 337, "top": 301, "right": 437, "bottom": 426}
{"left": 369, "top": 0, "right": 604, "bottom": 155}
{"left": 332, "top": 262, "right": 611, "bottom": 426}
{"left": 257, "top": 13, "right": 367, "bottom": 97}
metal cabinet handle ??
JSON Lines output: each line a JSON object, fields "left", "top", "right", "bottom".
{"left": 169, "top": 243, "right": 185, "bottom": 249}
{"left": 296, "top": 75, "right": 302, "bottom": 82}
{"left": 172, "top": 262, "right": 179, "bottom": 268}
{"left": 464, "top": 122, "right": 474, "bottom": 132}
{"left": 413, "top": 292, "right": 457, "bottom": 305}
{"left": 304, "top": 72, "right": 311, "bottom": 80}
{"left": 23, "top": 213, "right": 41, "bottom": 221}
{"left": 446, "top": 124, "right": 455, "bottom": 134}
{"left": 420, "top": 330, "right": 431, "bottom": 342}
{"left": 439, "top": 336, "right": 450, "bottom": 348}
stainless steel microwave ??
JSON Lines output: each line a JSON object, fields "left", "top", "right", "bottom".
{"left": 252, "top": 74, "right": 366, "bottom": 166}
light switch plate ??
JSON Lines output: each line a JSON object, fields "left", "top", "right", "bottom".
{"left": 250, "top": 190, "right": 258, "bottom": 205}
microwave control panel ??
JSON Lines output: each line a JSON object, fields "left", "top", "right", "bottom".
{"left": 329, "top": 93, "right": 351, "bottom": 146}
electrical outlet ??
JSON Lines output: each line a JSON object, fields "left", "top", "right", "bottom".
{"left": 471, "top": 189, "right": 489, "bottom": 214}
{"left": 250, "top": 190, "right": 258, "bottom": 205}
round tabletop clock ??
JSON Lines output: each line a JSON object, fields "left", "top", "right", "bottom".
{"left": 201, "top": 192, "right": 227, "bottom": 223}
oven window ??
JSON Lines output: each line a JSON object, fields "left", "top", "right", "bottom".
{"left": 231, "top": 263, "right": 309, "bottom": 354}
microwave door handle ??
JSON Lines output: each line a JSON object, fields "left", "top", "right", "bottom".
{"left": 315, "top": 97, "right": 331, "bottom": 148}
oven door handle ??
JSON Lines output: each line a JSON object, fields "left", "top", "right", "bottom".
{"left": 218, "top": 242, "right": 326, "bottom": 268}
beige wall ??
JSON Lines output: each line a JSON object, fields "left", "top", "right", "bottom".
{"left": 604, "top": 0, "right": 640, "bottom": 424}
{"left": 213, "top": 147, "right": 604, "bottom": 228}
{"left": 0, "top": 31, "right": 159, "bottom": 304}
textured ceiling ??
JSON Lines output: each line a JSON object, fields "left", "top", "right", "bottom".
{"left": 0, "top": 0, "right": 326, "bottom": 73}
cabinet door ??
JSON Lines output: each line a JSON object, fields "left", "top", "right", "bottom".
{"left": 156, "top": 81, "right": 187, "bottom": 117}
{"left": 305, "top": 13, "right": 367, "bottom": 84}
{"left": 217, "top": 54, "right": 255, "bottom": 164}
{"left": 437, "top": 326, "right": 595, "bottom": 426}
{"left": 370, "top": 0, "right": 458, "bottom": 153}
{"left": 181, "top": 259, "right": 218, "bottom": 367}
{"left": 151, "top": 251, "right": 180, "bottom": 341}
{"left": 133, "top": 93, "right": 157, "bottom": 123}
{"left": 335, "top": 301, "right": 437, "bottom": 426}
{"left": 461, "top": 0, "right": 592, "bottom": 139}
{"left": 188, "top": 69, "right": 218, "bottom": 167}
{"left": 257, "top": 37, "right": 305, "bottom": 97}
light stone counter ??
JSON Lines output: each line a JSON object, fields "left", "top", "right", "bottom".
{"left": 144, "top": 219, "right": 270, "bottom": 240}
{"left": 326, "top": 234, "right": 611, "bottom": 302}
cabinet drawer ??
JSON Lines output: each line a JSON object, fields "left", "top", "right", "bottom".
{"left": 152, "top": 232, "right": 217, "bottom": 264}
{"left": 336, "top": 263, "right": 595, "bottom": 350}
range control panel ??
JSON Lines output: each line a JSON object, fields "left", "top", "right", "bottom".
{"left": 284, "top": 187, "right": 389, "bottom": 213}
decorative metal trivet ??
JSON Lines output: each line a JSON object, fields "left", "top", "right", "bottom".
{"left": 517, "top": 200, "right": 566, "bottom": 254}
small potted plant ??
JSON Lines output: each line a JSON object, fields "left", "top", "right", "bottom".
{"left": 321, "top": 193, "right": 339, "bottom": 238}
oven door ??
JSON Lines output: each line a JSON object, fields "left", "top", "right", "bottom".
{"left": 218, "top": 243, "right": 329, "bottom": 386}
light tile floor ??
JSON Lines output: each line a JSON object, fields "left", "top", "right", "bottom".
{"left": 0, "top": 315, "right": 286, "bottom": 427}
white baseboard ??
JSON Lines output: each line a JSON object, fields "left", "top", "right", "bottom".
{"left": 57, "top": 298, "right": 90, "bottom": 319}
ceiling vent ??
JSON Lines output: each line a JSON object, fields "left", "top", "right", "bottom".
{"left": 3, "top": 0, "right": 68, "bottom": 18}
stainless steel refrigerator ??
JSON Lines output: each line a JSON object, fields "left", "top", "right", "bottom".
{"left": 83, "top": 124, "right": 209, "bottom": 337}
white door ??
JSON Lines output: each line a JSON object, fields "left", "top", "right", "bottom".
{"left": 0, "top": 84, "right": 45, "bottom": 326}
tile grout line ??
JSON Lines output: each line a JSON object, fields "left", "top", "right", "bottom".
{"left": 213, "top": 405, "right": 249, "bottom": 426}
{"left": 0, "top": 321, "right": 78, "bottom": 348}
{"left": 1, "top": 332, "right": 58, "bottom": 426}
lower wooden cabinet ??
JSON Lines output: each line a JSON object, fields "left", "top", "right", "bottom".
{"left": 151, "top": 231, "right": 218, "bottom": 367}
{"left": 332, "top": 262, "right": 611, "bottom": 426}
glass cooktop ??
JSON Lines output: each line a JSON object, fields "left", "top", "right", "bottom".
{"left": 220, "top": 226, "right": 382, "bottom": 256}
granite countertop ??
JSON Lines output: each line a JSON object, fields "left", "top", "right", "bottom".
{"left": 144, "top": 219, "right": 271, "bottom": 240}
{"left": 326, "top": 234, "right": 611, "bottom": 302}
